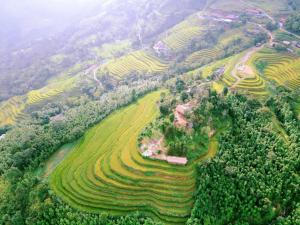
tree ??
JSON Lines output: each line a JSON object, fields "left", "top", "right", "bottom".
{"left": 285, "top": 14, "right": 300, "bottom": 33}
{"left": 266, "top": 21, "right": 278, "bottom": 31}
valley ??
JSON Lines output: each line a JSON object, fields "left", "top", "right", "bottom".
{"left": 0, "top": 0, "right": 300, "bottom": 224}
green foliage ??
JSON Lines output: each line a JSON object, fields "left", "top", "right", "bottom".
{"left": 175, "top": 78, "right": 185, "bottom": 93}
{"left": 285, "top": 14, "right": 300, "bottom": 33}
{"left": 266, "top": 22, "right": 278, "bottom": 31}
{"left": 253, "top": 32, "right": 269, "bottom": 45}
{"left": 188, "top": 92, "right": 300, "bottom": 224}
{"left": 255, "top": 60, "right": 268, "bottom": 74}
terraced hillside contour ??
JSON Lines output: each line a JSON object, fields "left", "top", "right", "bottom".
{"left": 162, "top": 15, "right": 204, "bottom": 51}
{"left": 51, "top": 91, "right": 215, "bottom": 224}
{"left": 0, "top": 96, "right": 26, "bottom": 126}
{"left": 101, "top": 51, "right": 168, "bottom": 78}
{"left": 252, "top": 49, "right": 300, "bottom": 90}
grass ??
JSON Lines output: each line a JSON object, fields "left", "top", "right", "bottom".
{"left": 92, "top": 40, "right": 132, "bottom": 60}
{"left": 212, "top": 81, "right": 225, "bottom": 93}
{"left": 39, "top": 141, "right": 79, "bottom": 178}
{"left": 50, "top": 91, "right": 217, "bottom": 225}
{"left": 100, "top": 51, "right": 168, "bottom": 78}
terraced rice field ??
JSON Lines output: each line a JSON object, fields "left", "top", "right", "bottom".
{"left": 252, "top": 49, "right": 300, "bottom": 90}
{"left": 162, "top": 16, "right": 203, "bottom": 50}
{"left": 27, "top": 75, "right": 77, "bottom": 104}
{"left": 200, "top": 54, "right": 239, "bottom": 85}
{"left": 0, "top": 96, "right": 26, "bottom": 126}
{"left": 51, "top": 91, "right": 216, "bottom": 224}
{"left": 185, "top": 47, "right": 221, "bottom": 65}
{"left": 101, "top": 51, "right": 168, "bottom": 78}
{"left": 235, "top": 74, "right": 268, "bottom": 96}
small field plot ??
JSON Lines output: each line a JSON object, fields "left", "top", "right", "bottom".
{"left": 185, "top": 47, "right": 222, "bottom": 65}
{"left": 100, "top": 51, "right": 168, "bottom": 78}
{"left": 92, "top": 40, "right": 132, "bottom": 60}
{"left": 0, "top": 96, "right": 26, "bottom": 126}
{"left": 51, "top": 91, "right": 216, "bottom": 225}
{"left": 27, "top": 76, "right": 77, "bottom": 105}
{"left": 162, "top": 15, "right": 204, "bottom": 51}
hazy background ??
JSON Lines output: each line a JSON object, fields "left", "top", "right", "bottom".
{"left": 0, "top": 0, "right": 106, "bottom": 49}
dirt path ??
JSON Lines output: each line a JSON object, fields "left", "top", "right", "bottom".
{"left": 85, "top": 64, "right": 102, "bottom": 87}
{"left": 230, "top": 47, "right": 259, "bottom": 88}
{"left": 230, "top": 21, "right": 274, "bottom": 89}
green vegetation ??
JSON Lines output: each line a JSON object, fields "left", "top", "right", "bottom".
{"left": 162, "top": 16, "right": 203, "bottom": 50}
{"left": 40, "top": 141, "right": 79, "bottom": 178}
{"left": 188, "top": 92, "right": 300, "bottom": 224}
{"left": 285, "top": 13, "right": 300, "bottom": 34}
{"left": 92, "top": 40, "right": 132, "bottom": 60}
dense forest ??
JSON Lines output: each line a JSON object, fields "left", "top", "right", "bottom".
{"left": 188, "top": 91, "right": 300, "bottom": 224}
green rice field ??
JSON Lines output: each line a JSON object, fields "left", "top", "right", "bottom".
{"left": 50, "top": 91, "right": 217, "bottom": 224}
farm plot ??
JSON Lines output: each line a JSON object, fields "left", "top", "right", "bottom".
{"left": 51, "top": 91, "right": 215, "bottom": 224}
{"left": 252, "top": 49, "right": 300, "bottom": 90}
{"left": 0, "top": 96, "right": 26, "bottom": 126}
{"left": 185, "top": 47, "right": 222, "bottom": 65}
{"left": 100, "top": 51, "right": 168, "bottom": 78}
{"left": 27, "top": 72, "right": 79, "bottom": 105}
{"left": 162, "top": 16, "right": 204, "bottom": 51}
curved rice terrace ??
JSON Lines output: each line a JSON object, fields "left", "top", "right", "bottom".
{"left": 185, "top": 47, "right": 222, "bottom": 65}
{"left": 0, "top": 96, "right": 26, "bottom": 126}
{"left": 50, "top": 91, "right": 217, "bottom": 225}
{"left": 162, "top": 16, "right": 204, "bottom": 51}
{"left": 100, "top": 51, "right": 168, "bottom": 78}
{"left": 27, "top": 76, "right": 77, "bottom": 104}
{"left": 252, "top": 49, "right": 300, "bottom": 90}
{"left": 0, "top": 73, "right": 78, "bottom": 125}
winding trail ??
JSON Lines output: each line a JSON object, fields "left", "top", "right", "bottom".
{"left": 230, "top": 22, "right": 272, "bottom": 89}
{"left": 85, "top": 64, "right": 102, "bottom": 87}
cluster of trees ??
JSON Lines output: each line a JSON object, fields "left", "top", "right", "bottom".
{"left": 188, "top": 91, "right": 300, "bottom": 224}
{"left": 288, "top": 0, "right": 300, "bottom": 10}
{"left": 285, "top": 14, "right": 300, "bottom": 33}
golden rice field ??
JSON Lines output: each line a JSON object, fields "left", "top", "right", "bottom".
{"left": 185, "top": 47, "right": 221, "bottom": 65}
{"left": 162, "top": 16, "right": 203, "bottom": 50}
{"left": 100, "top": 51, "right": 168, "bottom": 78}
{"left": 235, "top": 75, "right": 268, "bottom": 96}
{"left": 27, "top": 76, "right": 77, "bottom": 105}
{"left": 0, "top": 96, "right": 26, "bottom": 126}
{"left": 50, "top": 91, "right": 218, "bottom": 225}
{"left": 0, "top": 69, "right": 79, "bottom": 125}
{"left": 252, "top": 49, "right": 300, "bottom": 90}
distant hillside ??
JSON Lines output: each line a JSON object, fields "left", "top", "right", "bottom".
{"left": 0, "top": 0, "right": 205, "bottom": 102}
